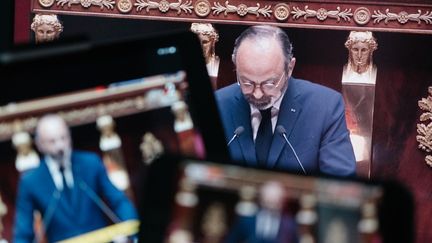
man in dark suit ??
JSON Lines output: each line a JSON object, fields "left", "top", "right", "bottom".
{"left": 216, "top": 25, "right": 356, "bottom": 176}
{"left": 226, "top": 181, "right": 298, "bottom": 243}
{"left": 14, "top": 114, "right": 138, "bottom": 243}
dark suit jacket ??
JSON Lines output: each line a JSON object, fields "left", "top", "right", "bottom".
{"left": 14, "top": 150, "right": 138, "bottom": 243}
{"left": 226, "top": 212, "right": 298, "bottom": 243}
{"left": 216, "top": 78, "right": 356, "bottom": 176}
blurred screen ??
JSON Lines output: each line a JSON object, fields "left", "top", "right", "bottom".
{"left": 166, "top": 161, "right": 383, "bottom": 243}
{"left": 0, "top": 70, "right": 206, "bottom": 242}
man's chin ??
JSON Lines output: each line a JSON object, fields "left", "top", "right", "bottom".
{"left": 250, "top": 100, "right": 271, "bottom": 110}
{"left": 245, "top": 95, "right": 272, "bottom": 110}
{"left": 50, "top": 151, "right": 71, "bottom": 162}
{"left": 51, "top": 154, "right": 64, "bottom": 162}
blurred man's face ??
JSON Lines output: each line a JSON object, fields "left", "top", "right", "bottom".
{"left": 36, "top": 117, "right": 71, "bottom": 162}
{"left": 35, "top": 23, "right": 57, "bottom": 43}
{"left": 235, "top": 37, "right": 295, "bottom": 110}
{"left": 260, "top": 181, "right": 285, "bottom": 211}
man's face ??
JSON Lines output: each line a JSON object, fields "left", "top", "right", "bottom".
{"left": 259, "top": 182, "right": 285, "bottom": 211}
{"left": 36, "top": 117, "right": 71, "bottom": 162}
{"left": 349, "top": 41, "right": 371, "bottom": 73}
{"left": 35, "top": 23, "right": 57, "bottom": 43}
{"left": 235, "top": 37, "right": 295, "bottom": 110}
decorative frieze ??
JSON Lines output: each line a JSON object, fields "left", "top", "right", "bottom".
{"left": 372, "top": 9, "right": 432, "bottom": 25}
{"left": 33, "top": 0, "right": 432, "bottom": 34}
{"left": 194, "top": 0, "right": 211, "bottom": 17}
{"left": 118, "top": 0, "right": 133, "bottom": 13}
{"left": 353, "top": 7, "right": 371, "bottom": 25}
{"left": 417, "top": 87, "right": 432, "bottom": 167}
{"left": 134, "top": 0, "right": 193, "bottom": 14}
{"left": 273, "top": 3, "right": 290, "bottom": 21}
{"left": 55, "top": 0, "right": 115, "bottom": 9}
{"left": 291, "top": 6, "right": 352, "bottom": 22}
{"left": 211, "top": 1, "right": 272, "bottom": 17}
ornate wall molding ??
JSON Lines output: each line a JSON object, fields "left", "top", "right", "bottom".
{"left": 134, "top": 0, "right": 193, "bottom": 14}
{"left": 211, "top": 1, "right": 272, "bottom": 18}
{"left": 372, "top": 9, "right": 432, "bottom": 25}
{"left": 417, "top": 86, "right": 432, "bottom": 167}
{"left": 0, "top": 73, "right": 185, "bottom": 142}
{"left": 55, "top": 0, "right": 115, "bottom": 9}
{"left": 291, "top": 6, "right": 352, "bottom": 22}
{"left": 32, "top": 0, "right": 432, "bottom": 34}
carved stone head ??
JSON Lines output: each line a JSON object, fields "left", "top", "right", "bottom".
{"left": 190, "top": 23, "right": 219, "bottom": 63}
{"left": 344, "top": 31, "right": 378, "bottom": 74}
{"left": 31, "top": 14, "right": 63, "bottom": 43}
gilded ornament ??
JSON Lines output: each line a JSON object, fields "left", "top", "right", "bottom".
{"left": 397, "top": 11, "right": 409, "bottom": 24}
{"left": 237, "top": 4, "right": 248, "bottom": 16}
{"left": 39, "top": 0, "right": 55, "bottom": 8}
{"left": 159, "top": 0, "right": 170, "bottom": 12}
{"left": 316, "top": 8, "right": 328, "bottom": 21}
{"left": 194, "top": 0, "right": 211, "bottom": 17}
{"left": 373, "top": 9, "right": 432, "bottom": 25}
{"left": 211, "top": 1, "right": 272, "bottom": 18}
{"left": 274, "top": 3, "right": 290, "bottom": 21}
{"left": 291, "top": 6, "right": 352, "bottom": 22}
{"left": 56, "top": 0, "right": 115, "bottom": 9}
{"left": 117, "top": 0, "right": 133, "bottom": 13}
{"left": 354, "top": 7, "right": 371, "bottom": 25}
{"left": 81, "top": 0, "right": 92, "bottom": 8}
{"left": 134, "top": 0, "right": 193, "bottom": 14}
{"left": 416, "top": 86, "right": 432, "bottom": 167}
{"left": 426, "top": 155, "right": 432, "bottom": 167}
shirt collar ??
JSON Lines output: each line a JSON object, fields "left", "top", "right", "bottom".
{"left": 45, "top": 153, "right": 73, "bottom": 190}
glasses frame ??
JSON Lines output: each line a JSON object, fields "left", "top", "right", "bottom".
{"left": 237, "top": 71, "right": 286, "bottom": 94}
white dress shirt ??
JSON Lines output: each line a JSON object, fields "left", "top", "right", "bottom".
{"left": 45, "top": 155, "right": 74, "bottom": 191}
{"left": 256, "top": 209, "right": 281, "bottom": 240}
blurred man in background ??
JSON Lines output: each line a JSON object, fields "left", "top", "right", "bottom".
{"left": 14, "top": 114, "right": 137, "bottom": 243}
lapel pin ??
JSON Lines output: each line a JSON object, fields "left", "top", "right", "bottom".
{"left": 291, "top": 108, "right": 296, "bottom": 112}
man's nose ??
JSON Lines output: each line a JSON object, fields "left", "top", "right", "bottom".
{"left": 253, "top": 87, "right": 263, "bottom": 99}
{"left": 54, "top": 140, "right": 66, "bottom": 150}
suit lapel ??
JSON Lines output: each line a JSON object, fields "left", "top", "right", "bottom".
{"left": 267, "top": 78, "right": 302, "bottom": 168}
{"left": 232, "top": 90, "right": 258, "bottom": 166}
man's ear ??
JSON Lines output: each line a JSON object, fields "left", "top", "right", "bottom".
{"left": 288, "top": 57, "right": 296, "bottom": 77}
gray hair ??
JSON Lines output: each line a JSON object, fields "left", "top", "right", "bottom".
{"left": 232, "top": 25, "right": 294, "bottom": 72}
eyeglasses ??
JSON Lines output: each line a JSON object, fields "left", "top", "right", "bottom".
{"left": 238, "top": 72, "right": 286, "bottom": 94}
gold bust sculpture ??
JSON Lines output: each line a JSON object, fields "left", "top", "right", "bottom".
{"left": 12, "top": 131, "right": 40, "bottom": 172}
{"left": 342, "top": 31, "right": 378, "bottom": 84}
{"left": 31, "top": 14, "right": 63, "bottom": 44}
{"left": 190, "top": 23, "right": 220, "bottom": 89}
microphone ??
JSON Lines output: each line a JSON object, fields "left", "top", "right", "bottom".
{"left": 36, "top": 190, "right": 61, "bottom": 243}
{"left": 78, "top": 179, "right": 121, "bottom": 223}
{"left": 227, "top": 126, "right": 244, "bottom": 146}
{"left": 276, "top": 125, "right": 307, "bottom": 175}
